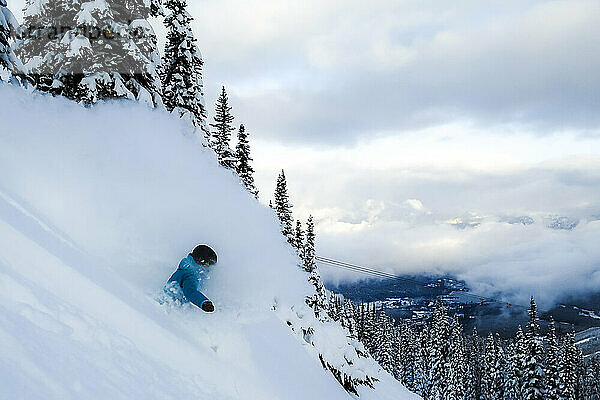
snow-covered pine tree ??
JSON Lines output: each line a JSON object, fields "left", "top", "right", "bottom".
{"left": 235, "top": 124, "right": 258, "bottom": 198}
{"left": 586, "top": 361, "right": 594, "bottom": 398}
{"left": 0, "top": 0, "right": 22, "bottom": 81}
{"left": 416, "top": 325, "right": 432, "bottom": 398}
{"left": 523, "top": 297, "right": 547, "bottom": 400}
{"left": 513, "top": 325, "right": 528, "bottom": 399}
{"left": 355, "top": 302, "right": 366, "bottom": 342}
{"left": 360, "top": 303, "right": 375, "bottom": 355}
{"left": 429, "top": 298, "right": 450, "bottom": 399}
{"left": 493, "top": 334, "right": 507, "bottom": 400}
{"left": 375, "top": 310, "right": 395, "bottom": 373}
{"left": 391, "top": 325, "right": 402, "bottom": 380}
{"left": 370, "top": 307, "right": 384, "bottom": 363}
{"left": 17, "top": 0, "right": 163, "bottom": 104}
{"left": 583, "top": 357, "right": 600, "bottom": 400}
{"left": 273, "top": 170, "right": 295, "bottom": 245}
{"left": 295, "top": 214, "right": 328, "bottom": 320}
{"left": 560, "top": 330, "right": 581, "bottom": 400}
{"left": 482, "top": 332, "right": 498, "bottom": 400}
{"left": 545, "top": 318, "right": 562, "bottom": 400}
{"left": 302, "top": 215, "right": 315, "bottom": 272}
{"left": 447, "top": 317, "right": 467, "bottom": 400}
{"left": 504, "top": 342, "right": 520, "bottom": 400}
{"left": 341, "top": 299, "right": 357, "bottom": 338}
{"left": 467, "top": 327, "right": 483, "bottom": 400}
{"left": 398, "top": 321, "right": 417, "bottom": 391}
{"left": 209, "top": 86, "right": 236, "bottom": 168}
{"left": 307, "top": 269, "right": 328, "bottom": 321}
{"left": 335, "top": 295, "right": 343, "bottom": 320}
{"left": 294, "top": 219, "right": 304, "bottom": 253}
{"left": 161, "top": 0, "right": 208, "bottom": 133}
{"left": 17, "top": 0, "right": 79, "bottom": 93}
{"left": 328, "top": 291, "right": 341, "bottom": 321}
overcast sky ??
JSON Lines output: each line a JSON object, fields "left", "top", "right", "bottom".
{"left": 184, "top": 0, "right": 600, "bottom": 306}
{"left": 10, "top": 0, "right": 600, "bottom": 306}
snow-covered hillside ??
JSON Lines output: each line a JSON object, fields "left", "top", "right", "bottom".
{"left": 576, "top": 327, "right": 600, "bottom": 358}
{"left": 0, "top": 85, "right": 417, "bottom": 399}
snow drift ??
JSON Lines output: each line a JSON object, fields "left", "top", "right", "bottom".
{"left": 0, "top": 84, "right": 417, "bottom": 399}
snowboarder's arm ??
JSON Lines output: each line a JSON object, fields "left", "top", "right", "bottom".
{"left": 180, "top": 275, "right": 213, "bottom": 312}
{"left": 168, "top": 269, "right": 184, "bottom": 287}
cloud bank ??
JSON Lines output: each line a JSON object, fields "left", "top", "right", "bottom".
{"left": 187, "top": 0, "right": 600, "bottom": 144}
{"left": 252, "top": 130, "right": 600, "bottom": 307}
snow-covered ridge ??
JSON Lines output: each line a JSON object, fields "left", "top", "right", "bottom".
{"left": 576, "top": 327, "right": 600, "bottom": 358}
{"left": 0, "top": 85, "right": 416, "bottom": 399}
{"left": 447, "top": 213, "right": 586, "bottom": 231}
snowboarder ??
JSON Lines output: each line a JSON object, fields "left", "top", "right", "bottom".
{"left": 167, "top": 244, "right": 217, "bottom": 312}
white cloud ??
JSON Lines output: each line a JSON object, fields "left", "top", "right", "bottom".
{"left": 405, "top": 199, "right": 425, "bottom": 212}
{"left": 175, "top": 0, "right": 600, "bottom": 143}
{"left": 253, "top": 129, "right": 600, "bottom": 307}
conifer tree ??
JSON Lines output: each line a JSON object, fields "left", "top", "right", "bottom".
{"left": 376, "top": 310, "right": 394, "bottom": 372}
{"left": 17, "top": 0, "right": 163, "bottom": 104}
{"left": 584, "top": 357, "right": 600, "bottom": 399}
{"left": 307, "top": 269, "right": 328, "bottom": 321}
{"left": 391, "top": 326, "right": 402, "bottom": 381}
{"left": 399, "top": 322, "right": 418, "bottom": 391}
{"left": 0, "top": 0, "right": 22, "bottom": 80}
{"left": 467, "top": 327, "right": 483, "bottom": 400}
{"left": 429, "top": 298, "right": 450, "bottom": 399}
{"left": 416, "top": 325, "right": 432, "bottom": 398}
{"left": 560, "top": 330, "right": 581, "bottom": 400}
{"left": 341, "top": 299, "right": 357, "bottom": 338}
{"left": 545, "top": 319, "right": 562, "bottom": 400}
{"left": 302, "top": 215, "right": 315, "bottom": 272}
{"left": 328, "top": 292, "right": 341, "bottom": 321}
{"left": 523, "top": 297, "right": 547, "bottom": 400}
{"left": 493, "top": 334, "right": 508, "bottom": 400}
{"left": 294, "top": 219, "right": 304, "bottom": 252}
{"left": 235, "top": 124, "right": 258, "bottom": 197}
{"left": 295, "top": 214, "right": 327, "bottom": 320}
{"left": 209, "top": 86, "right": 236, "bottom": 168}
{"left": 358, "top": 303, "right": 372, "bottom": 353}
{"left": 161, "top": 0, "right": 208, "bottom": 132}
{"left": 273, "top": 170, "right": 294, "bottom": 245}
{"left": 17, "top": 0, "right": 80, "bottom": 93}
{"left": 355, "top": 303, "right": 366, "bottom": 342}
{"left": 513, "top": 325, "right": 528, "bottom": 399}
{"left": 482, "top": 333, "right": 498, "bottom": 400}
{"left": 504, "top": 342, "right": 520, "bottom": 400}
{"left": 447, "top": 317, "right": 467, "bottom": 400}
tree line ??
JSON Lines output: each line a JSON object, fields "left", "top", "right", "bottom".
{"left": 327, "top": 294, "right": 600, "bottom": 400}
{"left": 271, "top": 169, "right": 329, "bottom": 320}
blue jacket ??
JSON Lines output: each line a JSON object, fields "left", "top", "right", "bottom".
{"left": 168, "top": 255, "right": 211, "bottom": 308}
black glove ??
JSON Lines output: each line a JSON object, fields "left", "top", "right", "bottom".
{"left": 201, "top": 301, "right": 215, "bottom": 312}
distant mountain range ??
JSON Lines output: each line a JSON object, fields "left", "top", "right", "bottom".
{"left": 450, "top": 213, "right": 585, "bottom": 231}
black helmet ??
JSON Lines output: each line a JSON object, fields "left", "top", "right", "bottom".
{"left": 190, "top": 244, "right": 217, "bottom": 266}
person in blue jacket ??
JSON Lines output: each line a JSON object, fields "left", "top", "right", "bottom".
{"left": 168, "top": 244, "right": 217, "bottom": 312}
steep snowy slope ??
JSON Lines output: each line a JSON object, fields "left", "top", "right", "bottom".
{"left": 0, "top": 85, "right": 417, "bottom": 399}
